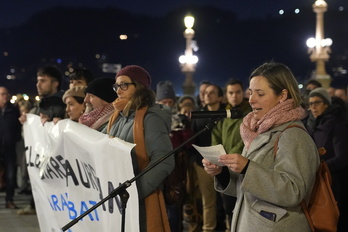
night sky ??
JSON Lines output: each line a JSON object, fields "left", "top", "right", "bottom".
{"left": 2, "top": 0, "right": 347, "bottom": 28}
{"left": 1, "top": 0, "right": 347, "bottom": 96}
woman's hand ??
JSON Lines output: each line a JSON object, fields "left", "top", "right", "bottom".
{"left": 202, "top": 159, "right": 222, "bottom": 176}
{"left": 53, "top": 117, "right": 61, "bottom": 124}
{"left": 218, "top": 154, "right": 249, "bottom": 174}
{"left": 39, "top": 113, "right": 50, "bottom": 125}
{"left": 18, "top": 112, "right": 27, "bottom": 124}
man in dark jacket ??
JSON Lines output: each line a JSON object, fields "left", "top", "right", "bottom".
{"left": 29, "top": 66, "right": 66, "bottom": 123}
{"left": 0, "top": 86, "right": 21, "bottom": 209}
{"left": 18, "top": 66, "right": 66, "bottom": 215}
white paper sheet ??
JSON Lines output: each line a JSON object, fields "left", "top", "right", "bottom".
{"left": 192, "top": 144, "right": 226, "bottom": 166}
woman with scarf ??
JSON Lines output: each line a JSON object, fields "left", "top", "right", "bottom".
{"left": 202, "top": 62, "right": 319, "bottom": 232}
{"left": 78, "top": 77, "right": 117, "bottom": 131}
{"left": 105, "top": 65, "right": 174, "bottom": 232}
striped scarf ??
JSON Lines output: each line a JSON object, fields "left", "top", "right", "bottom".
{"left": 79, "top": 103, "right": 114, "bottom": 129}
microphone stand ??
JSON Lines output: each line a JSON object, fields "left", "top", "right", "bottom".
{"left": 62, "top": 117, "right": 221, "bottom": 232}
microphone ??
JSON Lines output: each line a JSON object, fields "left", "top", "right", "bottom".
{"left": 190, "top": 108, "right": 244, "bottom": 119}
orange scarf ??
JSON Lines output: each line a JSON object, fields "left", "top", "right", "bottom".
{"left": 107, "top": 98, "right": 170, "bottom": 232}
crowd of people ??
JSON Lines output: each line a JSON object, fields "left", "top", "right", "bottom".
{"left": 0, "top": 62, "right": 347, "bottom": 232}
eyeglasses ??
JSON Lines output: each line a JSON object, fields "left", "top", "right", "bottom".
{"left": 308, "top": 100, "right": 324, "bottom": 107}
{"left": 112, "top": 82, "right": 135, "bottom": 91}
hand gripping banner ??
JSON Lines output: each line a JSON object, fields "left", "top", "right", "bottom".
{"left": 23, "top": 114, "right": 139, "bottom": 232}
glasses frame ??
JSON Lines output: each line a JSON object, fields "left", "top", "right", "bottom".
{"left": 308, "top": 100, "right": 324, "bottom": 107}
{"left": 113, "top": 82, "right": 135, "bottom": 91}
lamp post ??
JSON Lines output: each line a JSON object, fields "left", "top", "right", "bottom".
{"left": 179, "top": 15, "right": 198, "bottom": 95}
{"left": 306, "top": 0, "right": 332, "bottom": 88}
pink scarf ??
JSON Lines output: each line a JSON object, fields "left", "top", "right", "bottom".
{"left": 240, "top": 99, "right": 305, "bottom": 150}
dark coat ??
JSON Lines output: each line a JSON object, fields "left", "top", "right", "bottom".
{"left": 190, "top": 104, "right": 226, "bottom": 166}
{"left": 304, "top": 104, "right": 348, "bottom": 208}
{"left": 33, "top": 91, "right": 66, "bottom": 119}
{"left": 0, "top": 103, "right": 21, "bottom": 152}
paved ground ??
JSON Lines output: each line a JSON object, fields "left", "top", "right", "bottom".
{"left": 0, "top": 190, "right": 40, "bottom": 232}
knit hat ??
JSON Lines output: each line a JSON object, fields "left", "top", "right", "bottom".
{"left": 62, "top": 86, "right": 86, "bottom": 102}
{"left": 116, "top": 65, "right": 151, "bottom": 89}
{"left": 309, "top": 87, "right": 331, "bottom": 105}
{"left": 85, "top": 78, "right": 117, "bottom": 103}
{"left": 155, "top": 81, "right": 176, "bottom": 102}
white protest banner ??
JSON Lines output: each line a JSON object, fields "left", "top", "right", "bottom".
{"left": 23, "top": 114, "right": 139, "bottom": 232}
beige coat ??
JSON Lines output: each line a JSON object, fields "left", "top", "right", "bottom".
{"left": 215, "top": 121, "right": 320, "bottom": 232}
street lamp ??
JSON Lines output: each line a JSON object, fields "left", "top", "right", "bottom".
{"left": 306, "top": 0, "right": 332, "bottom": 88}
{"left": 179, "top": 15, "right": 198, "bottom": 95}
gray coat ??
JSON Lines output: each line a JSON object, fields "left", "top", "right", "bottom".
{"left": 215, "top": 121, "right": 320, "bottom": 232}
{"left": 106, "top": 103, "right": 175, "bottom": 199}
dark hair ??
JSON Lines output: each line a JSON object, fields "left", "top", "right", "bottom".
{"left": 225, "top": 79, "right": 244, "bottom": 91}
{"left": 69, "top": 68, "right": 94, "bottom": 84}
{"left": 199, "top": 80, "right": 211, "bottom": 86}
{"left": 250, "top": 62, "right": 302, "bottom": 107}
{"left": 305, "top": 79, "right": 322, "bottom": 89}
{"left": 206, "top": 84, "right": 224, "bottom": 97}
{"left": 179, "top": 95, "right": 195, "bottom": 105}
{"left": 335, "top": 86, "right": 347, "bottom": 95}
{"left": 178, "top": 95, "right": 196, "bottom": 111}
{"left": 331, "top": 96, "right": 347, "bottom": 118}
{"left": 37, "top": 66, "right": 63, "bottom": 90}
